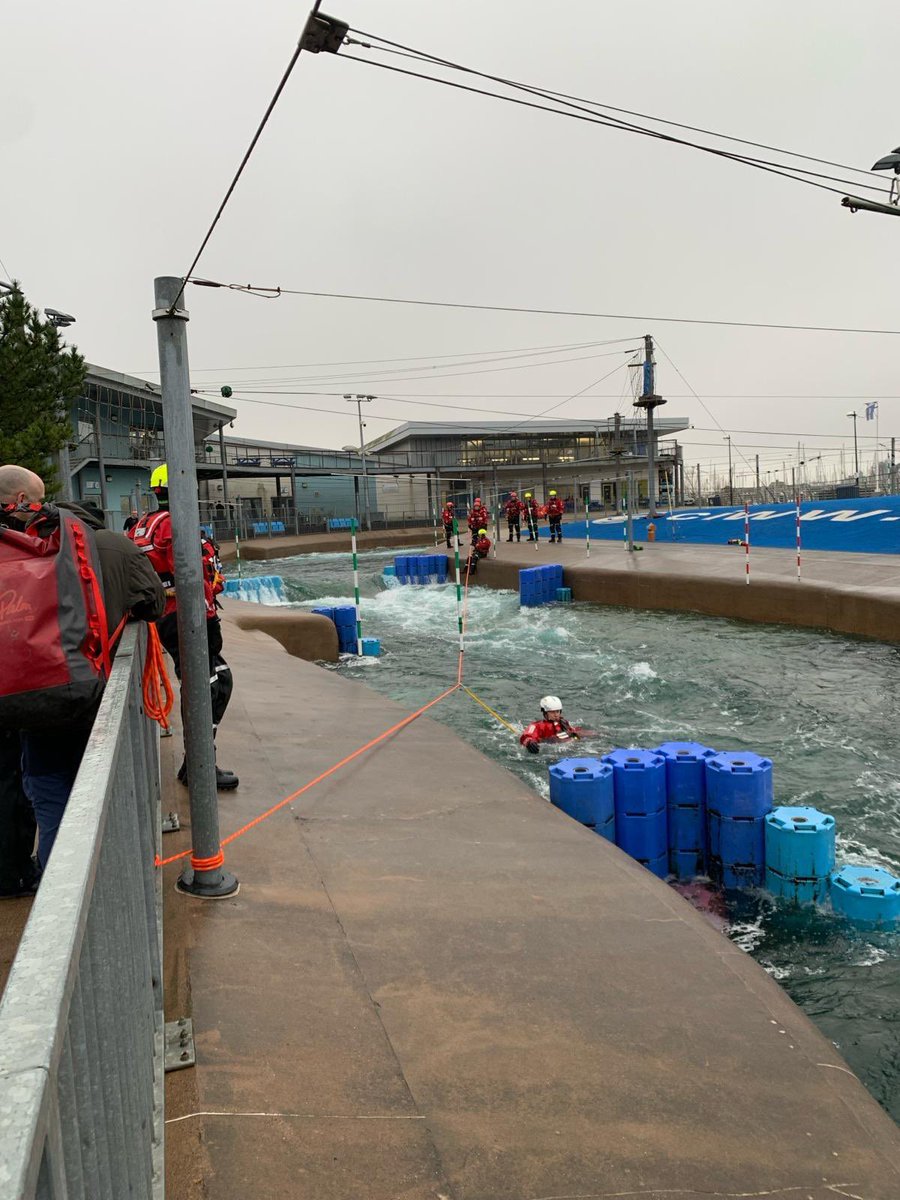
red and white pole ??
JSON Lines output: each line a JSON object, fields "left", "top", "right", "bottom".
{"left": 796, "top": 495, "right": 802, "bottom": 581}
{"left": 744, "top": 502, "right": 750, "bottom": 585}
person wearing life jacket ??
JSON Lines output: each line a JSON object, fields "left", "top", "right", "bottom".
{"left": 523, "top": 492, "right": 541, "bottom": 542}
{"left": 441, "top": 500, "right": 456, "bottom": 548}
{"left": 0, "top": 464, "right": 165, "bottom": 873}
{"left": 504, "top": 491, "right": 525, "bottom": 542}
{"left": 465, "top": 528, "right": 492, "bottom": 576}
{"left": 520, "top": 695, "right": 580, "bottom": 754}
{"left": 128, "top": 463, "right": 238, "bottom": 791}
{"left": 467, "top": 497, "right": 490, "bottom": 542}
{"left": 546, "top": 491, "right": 565, "bottom": 544}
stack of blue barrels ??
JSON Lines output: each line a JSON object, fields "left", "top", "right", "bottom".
{"left": 548, "top": 759, "right": 615, "bottom": 841}
{"left": 312, "top": 604, "right": 359, "bottom": 654}
{"left": 765, "top": 807, "right": 835, "bottom": 904}
{"left": 394, "top": 554, "right": 448, "bottom": 584}
{"left": 519, "top": 564, "right": 564, "bottom": 607}
{"left": 654, "top": 741, "right": 717, "bottom": 879}
{"left": 602, "top": 749, "right": 668, "bottom": 877}
{"left": 706, "top": 751, "right": 773, "bottom": 888}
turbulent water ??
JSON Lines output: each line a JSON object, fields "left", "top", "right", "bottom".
{"left": 229, "top": 545, "right": 900, "bottom": 1121}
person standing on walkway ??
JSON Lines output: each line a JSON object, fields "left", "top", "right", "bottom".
{"left": 524, "top": 492, "right": 541, "bottom": 542}
{"left": 128, "top": 463, "right": 239, "bottom": 790}
{"left": 546, "top": 491, "right": 565, "bottom": 543}
{"left": 441, "top": 500, "right": 456, "bottom": 548}
{"left": 504, "top": 491, "right": 525, "bottom": 542}
{"left": 467, "top": 497, "right": 490, "bottom": 543}
{"left": 0, "top": 464, "right": 165, "bottom": 868}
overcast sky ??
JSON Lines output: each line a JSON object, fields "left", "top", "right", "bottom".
{"left": 4, "top": 0, "right": 900, "bottom": 485}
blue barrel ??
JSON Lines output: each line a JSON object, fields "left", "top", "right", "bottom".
{"left": 361, "top": 637, "right": 381, "bottom": 656}
{"left": 830, "top": 865, "right": 900, "bottom": 926}
{"left": 706, "top": 751, "right": 773, "bottom": 819}
{"left": 708, "top": 813, "right": 766, "bottom": 887}
{"left": 765, "top": 806, "right": 835, "bottom": 905}
{"left": 394, "top": 555, "right": 409, "bottom": 583}
{"left": 435, "top": 556, "right": 448, "bottom": 582}
{"left": 383, "top": 564, "right": 396, "bottom": 577}
{"left": 556, "top": 587, "right": 572, "bottom": 602}
{"left": 332, "top": 605, "right": 357, "bottom": 627}
{"left": 548, "top": 758, "right": 614, "bottom": 834}
{"left": 654, "top": 741, "right": 716, "bottom": 879}
{"left": 311, "top": 605, "right": 335, "bottom": 622}
{"left": 603, "top": 748, "right": 667, "bottom": 875}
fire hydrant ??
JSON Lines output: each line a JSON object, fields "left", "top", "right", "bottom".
{"left": 647, "top": 522, "right": 656, "bottom": 542}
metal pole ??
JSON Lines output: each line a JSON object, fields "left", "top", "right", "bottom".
{"left": 852, "top": 412, "right": 860, "bottom": 484}
{"left": 218, "top": 423, "right": 229, "bottom": 505}
{"left": 585, "top": 497, "right": 590, "bottom": 558}
{"left": 492, "top": 465, "right": 499, "bottom": 557}
{"left": 755, "top": 453, "right": 760, "bottom": 500}
{"left": 452, "top": 518, "right": 464, "bottom": 655}
{"left": 744, "top": 502, "right": 750, "bottom": 586}
{"left": 626, "top": 472, "right": 634, "bottom": 552}
{"left": 351, "top": 519, "right": 363, "bottom": 656}
{"left": 796, "top": 495, "right": 802, "bottom": 582}
{"left": 696, "top": 462, "right": 701, "bottom": 504}
{"left": 892, "top": 437, "right": 897, "bottom": 493}
{"left": 153, "top": 276, "right": 237, "bottom": 899}
{"left": 726, "top": 437, "right": 733, "bottom": 505}
{"left": 94, "top": 405, "right": 109, "bottom": 517}
{"left": 291, "top": 464, "right": 299, "bottom": 534}
{"left": 58, "top": 442, "right": 73, "bottom": 501}
{"left": 356, "top": 397, "right": 372, "bottom": 531}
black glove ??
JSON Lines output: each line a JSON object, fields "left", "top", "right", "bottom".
{"left": 525, "top": 739, "right": 539, "bottom": 754}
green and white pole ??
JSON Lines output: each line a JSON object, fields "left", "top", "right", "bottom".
{"left": 493, "top": 491, "right": 499, "bottom": 557}
{"left": 351, "top": 518, "right": 363, "bottom": 656}
{"left": 431, "top": 496, "right": 440, "bottom": 547}
{"left": 453, "top": 517, "right": 464, "bottom": 655}
{"left": 585, "top": 498, "right": 591, "bottom": 558}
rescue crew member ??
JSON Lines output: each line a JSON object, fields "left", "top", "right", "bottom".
{"left": 441, "top": 499, "right": 456, "bottom": 548}
{"left": 523, "top": 492, "right": 541, "bottom": 542}
{"left": 467, "top": 497, "right": 490, "bottom": 542}
{"left": 520, "top": 695, "right": 580, "bottom": 754}
{"left": 504, "top": 491, "right": 525, "bottom": 542}
{"left": 546, "top": 490, "right": 565, "bottom": 544}
{"left": 128, "top": 463, "right": 239, "bottom": 790}
{"left": 465, "top": 528, "right": 492, "bottom": 576}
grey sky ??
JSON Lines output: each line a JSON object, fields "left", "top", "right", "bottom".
{"left": 4, "top": 0, "right": 899, "bottom": 487}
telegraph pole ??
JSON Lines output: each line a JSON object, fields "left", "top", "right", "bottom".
{"left": 634, "top": 334, "right": 666, "bottom": 517}
{"left": 153, "top": 276, "right": 238, "bottom": 900}
{"left": 755, "top": 454, "right": 760, "bottom": 499}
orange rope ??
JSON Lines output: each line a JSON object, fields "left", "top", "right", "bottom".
{"left": 143, "top": 623, "right": 175, "bottom": 731}
{"left": 155, "top": 681, "right": 460, "bottom": 868}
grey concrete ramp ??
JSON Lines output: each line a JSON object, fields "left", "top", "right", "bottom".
{"left": 163, "top": 616, "right": 900, "bottom": 1199}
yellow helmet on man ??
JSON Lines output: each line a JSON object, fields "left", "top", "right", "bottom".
{"left": 150, "top": 463, "right": 169, "bottom": 489}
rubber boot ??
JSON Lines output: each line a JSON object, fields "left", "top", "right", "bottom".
{"left": 178, "top": 760, "right": 240, "bottom": 791}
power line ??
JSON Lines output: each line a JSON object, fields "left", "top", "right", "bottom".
{"left": 348, "top": 27, "right": 883, "bottom": 190}
{"left": 336, "top": 48, "right": 882, "bottom": 201}
{"left": 187, "top": 278, "right": 900, "bottom": 337}
{"left": 170, "top": 4, "right": 323, "bottom": 314}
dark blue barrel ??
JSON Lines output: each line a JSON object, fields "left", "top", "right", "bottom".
{"left": 548, "top": 758, "right": 614, "bottom": 839}
{"left": 311, "top": 606, "right": 335, "bottom": 622}
{"left": 394, "top": 555, "right": 409, "bottom": 583}
{"left": 765, "top": 806, "right": 835, "bottom": 905}
{"left": 654, "top": 741, "right": 716, "bottom": 879}
{"left": 519, "top": 567, "right": 541, "bottom": 608}
{"left": 435, "top": 555, "right": 448, "bottom": 582}
{"left": 602, "top": 749, "right": 668, "bottom": 877}
{"left": 706, "top": 750, "right": 773, "bottom": 888}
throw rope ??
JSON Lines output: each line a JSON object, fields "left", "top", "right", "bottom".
{"left": 143, "top": 623, "right": 175, "bottom": 731}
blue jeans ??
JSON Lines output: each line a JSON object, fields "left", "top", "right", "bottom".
{"left": 20, "top": 726, "right": 92, "bottom": 869}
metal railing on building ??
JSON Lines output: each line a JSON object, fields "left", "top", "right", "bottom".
{"left": 0, "top": 625, "right": 164, "bottom": 1199}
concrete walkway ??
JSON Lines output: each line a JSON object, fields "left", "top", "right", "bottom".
{"left": 163, "top": 610, "right": 900, "bottom": 1200}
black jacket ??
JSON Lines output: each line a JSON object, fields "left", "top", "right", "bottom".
{"left": 57, "top": 503, "right": 165, "bottom": 633}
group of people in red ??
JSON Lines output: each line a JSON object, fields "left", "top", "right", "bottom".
{"left": 440, "top": 490, "right": 567, "bottom": 549}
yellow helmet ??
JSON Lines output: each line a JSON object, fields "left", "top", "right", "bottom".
{"left": 549, "top": 489, "right": 557, "bottom": 496}
{"left": 524, "top": 492, "right": 532, "bottom": 498}
{"left": 150, "top": 463, "right": 169, "bottom": 489}
{"left": 478, "top": 528, "right": 488, "bottom": 536}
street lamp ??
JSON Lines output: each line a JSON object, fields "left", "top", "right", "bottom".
{"left": 846, "top": 411, "right": 860, "bottom": 487}
{"left": 724, "top": 435, "right": 734, "bottom": 505}
{"left": 344, "top": 393, "right": 375, "bottom": 531}
{"left": 44, "top": 302, "right": 78, "bottom": 501}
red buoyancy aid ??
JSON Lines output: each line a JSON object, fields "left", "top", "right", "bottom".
{"left": 441, "top": 505, "right": 455, "bottom": 526}
{"left": 546, "top": 497, "right": 565, "bottom": 518}
{"left": 504, "top": 497, "right": 525, "bottom": 518}
{"left": 128, "top": 510, "right": 218, "bottom": 619}
{"left": 0, "top": 510, "right": 111, "bottom": 729}
{"left": 519, "top": 717, "right": 578, "bottom": 746}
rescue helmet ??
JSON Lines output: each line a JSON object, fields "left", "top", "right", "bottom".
{"left": 549, "top": 489, "right": 557, "bottom": 496}
{"left": 478, "top": 528, "right": 488, "bottom": 536}
{"left": 150, "top": 463, "right": 169, "bottom": 490}
{"left": 446, "top": 499, "right": 454, "bottom": 506}
{"left": 474, "top": 497, "right": 482, "bottom": 504}
{"left": 540, "top": 695, "right": 563, "bottom": 713}
{"left": 524, "top": 492, "right": 532, "bottom": 498}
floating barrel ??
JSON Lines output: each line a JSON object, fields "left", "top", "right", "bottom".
{"left": 765, "top": 806, "right": 835, "bottom": 905}
{"left": 361, "top": 637, "right": 381, "bottom": 657}
{"left": 602, "top": 749, "right": 668, "bottom": 877}
{"left": 383, "top": 564, "right": 396, "bottom": 577}
{"left": 548, "top": 758, "right": 614, "bottom": 839}
{"left": 556, "top": 587, "right": 572, "bottom": 602}
{"left": 830, "top": 865, "right": 900, "bottom": 927}
{"left": 654, "top": 741, "right": 716, "bottom": 879}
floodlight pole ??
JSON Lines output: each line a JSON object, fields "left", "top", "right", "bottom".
{"left": 634, "top": 334, "right": 666, "bottom": 517}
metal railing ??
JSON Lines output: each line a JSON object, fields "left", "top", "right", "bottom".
{"left": 0, "top": 625, "right": 164, "bottom": 1199}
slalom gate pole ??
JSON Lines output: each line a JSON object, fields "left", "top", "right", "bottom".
{"left": 493, "top": 491, "right": 499, "bottom": 557}
{"left": 744, "top": 502, "right": 750, "bottom": 585}
{"left": 431, "top": 500, "right": 440, "bottom": 547}
{"left": 351, "top": 518, "right": 363, "bottom": 655}
{"left": 235, "top": 525, "right": 243, "bottom": 579}
{"left": 796, "top": 494, "right": 802, "bottom": 581}
{"left": 585, "top": 498, "right": 590, "bottom": 558}
{"left": 453, "top": 518, "right": 464, "bottom": 657}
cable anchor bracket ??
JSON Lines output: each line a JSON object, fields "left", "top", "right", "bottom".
{"left": 300, "top": 11, "right": 349, "bottom": 54}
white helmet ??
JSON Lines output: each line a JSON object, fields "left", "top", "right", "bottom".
{"left": 540, "top": 695, "right": 562, "bottom": 713}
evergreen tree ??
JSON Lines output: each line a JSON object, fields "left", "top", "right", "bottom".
{"left": 0, "top": 283, "right": 84, "bottom": 495}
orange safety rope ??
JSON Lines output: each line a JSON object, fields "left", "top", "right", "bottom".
{"left": 143, "top": 622, "right": 175, "bottom": 731}
{"left": 155, "top": 681, "right": 460, "bottom": 867}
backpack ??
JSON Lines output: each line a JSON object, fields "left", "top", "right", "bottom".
{"left": 0, "top": 509, "right": 111, "bottom": 730}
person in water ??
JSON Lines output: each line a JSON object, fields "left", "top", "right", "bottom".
{"left": 520, "top": 695, "right": 580, "bottom": 753}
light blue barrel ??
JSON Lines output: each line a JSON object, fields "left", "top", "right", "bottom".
{"left": 706, "top": 751, "right": 774, "bottom": 819}
{"left": 548, "top": 758, "right": 614, "bottom": 837}
{"left": 361, "top": 637, "right": 381, "bottom": 657}
{"left": 383, "top": 564, "right": 396, "bottom": 577}
{"left": 830, "top": 865, "right": 900, "bottom": 926}
{"left": 556, "top": 587, "right": 572, "bottom": 602}
{"left": 765, "top": 806, "right": 835, "bottom": 905}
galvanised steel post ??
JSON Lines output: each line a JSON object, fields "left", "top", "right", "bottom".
{"left": 153, "top": 276, "right": 238, "bottom": 899}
